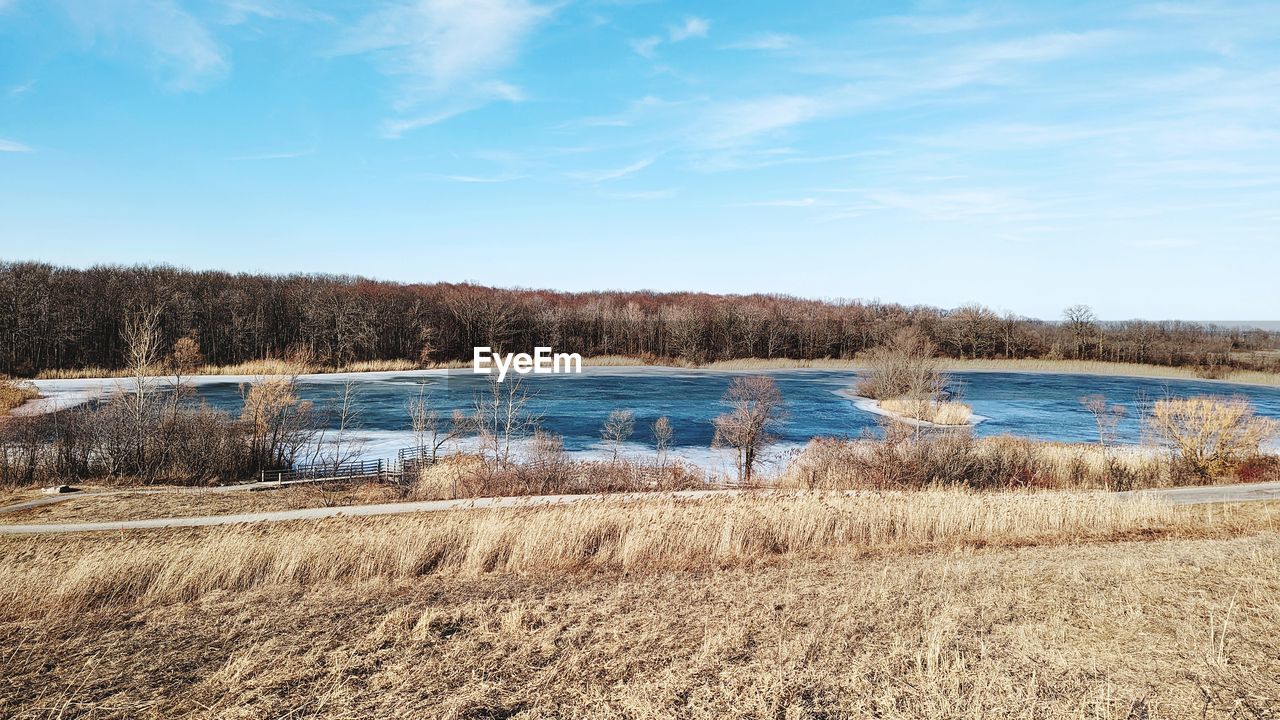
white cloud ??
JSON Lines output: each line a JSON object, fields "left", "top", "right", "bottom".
{"left": 569, "top": 157, "right": 654, "bottom": 182}
{"left": 218, "top": 0, "right": 331, "bottom": 25}
{"left": 61, "top": 0, "right": 228, "bottom": 91}
{"left": 341, "top": 0, "right": 549, "bottom": 134}
{"left": 0, "top": 138, "right": 33, "bottom": 152}
{"left": 630, "top": 35, "right": 661, "bottom": 58}
{"left": 701, "top": 95, "right": 826, "bottom": 147}
{"left": 668, "top": 16, "right": 709, "bottom": 42}
{"left": 725, "top": 33, "right": 796, "bottom": 51}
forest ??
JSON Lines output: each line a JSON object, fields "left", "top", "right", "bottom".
{"left": 2, "top": 260, "right": 1276, "bottom": 376}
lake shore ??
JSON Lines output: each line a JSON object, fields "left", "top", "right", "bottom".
{"left": 22, "top": 355, "right": 1280, "bottom": 387}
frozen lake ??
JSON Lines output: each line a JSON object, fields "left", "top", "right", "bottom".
{"left": 32, "top": 367, "right": 1280, "bottom": 469}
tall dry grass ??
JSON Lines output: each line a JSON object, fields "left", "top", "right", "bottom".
{"left": 0, "top": 490, "right": 1205, "bottom": 617}
{"left": 783, "top": 433, "right": 1175, "bottom": 491}
{"left": 34, "top": 358, "right": 428, "bottom": 380}
{"left": 879, "top": 397, "right": 973, "bottom": 426}
{"left": 0, "top": 376, "right": 38, "bottom": 414}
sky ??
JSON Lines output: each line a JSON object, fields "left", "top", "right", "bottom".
{"left": 1, "top": 0, "right": 1278, "bottom": 320}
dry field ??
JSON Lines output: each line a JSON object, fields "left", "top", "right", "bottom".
{"left": 0, "top": 492, "right": 1278, "bottom": 718}
{"left": 0, "top": 482, "right": 404, "bottom": 525}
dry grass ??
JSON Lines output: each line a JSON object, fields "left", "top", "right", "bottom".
{"left": 0, "top": 482, "right": 404, "bottom": 525}
{"left": 943, "top": 357, "right": 1280, "bottom": 386}
{"left": 0, "top": 509, "right": 1277, "bottom": 718}
{"left": 879, "top": 397, "right": 973, "bottom": 425}
{"left": 1, "top": 490, "right": 1268, "bottom": 620}
{"left": 782, "top": 435, "right": 1179, "bottom": 491}
{"left": 34, "top": 358, "right": 431, "bottom": 380}
{"left": 0, "top": 376, "right": 38, "bottom": 414}
{"left": 28, "top": 355, "right": 1280, "bottom": 385}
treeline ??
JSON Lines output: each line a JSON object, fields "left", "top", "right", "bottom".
{"left": 2, "top": 261, "right": 1277, "bottom": 376}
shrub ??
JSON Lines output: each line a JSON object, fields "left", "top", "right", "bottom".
{"left": 781, "top": 429, "right": 1171, "bottom": 492}
{"left": 1145, "top": 396, "right": 1279, "bottom": 479}
{"left": 855, "top": 327, "right": 946, "bottom": 401}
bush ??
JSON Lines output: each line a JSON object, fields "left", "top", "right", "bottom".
{"left": 781, "top": 428, "right": 1171, "bottom": 492}
{"left": 856, "top": 328, "right": 945, "bottom": 401}
{"left": 1146, "top": 396, "right": 1279, "bottom": 479}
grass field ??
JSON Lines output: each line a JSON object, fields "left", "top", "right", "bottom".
{"left": 0, "top": 491, "right": 1276, "bottom": 718}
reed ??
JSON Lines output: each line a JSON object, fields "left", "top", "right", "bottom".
{"left": 0, "top": 490, "right": 1211, "bottom": 617}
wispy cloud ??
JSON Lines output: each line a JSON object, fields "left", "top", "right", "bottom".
{"left": 0, "top": 138, "right": 32, "bottom": 153}
{"left": 724, "top": 33, "right": 796, "bottom": 51}
{"left": 700, "top": 95, "right": 827, "bottom": 147}
{"left": 569, "top": 157, "right": 654, "bottom": 182}
{"left": 340, "top": 0, "right": 550, "bottom": 136}
{"left": 8, "top": 80, "right": 35, "bottom": 97}
{"left": 60, "top": 0, "right": 228, "bottom": 91}
{"left": 630, "top": 35, "right": 661, "bottom": 58}
{"left": 668, "top": 16, "right": 709, "bottom": 42}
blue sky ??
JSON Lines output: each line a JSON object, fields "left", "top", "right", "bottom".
{"left": 1, "top": 0, "right": 1278, "bottom": 320}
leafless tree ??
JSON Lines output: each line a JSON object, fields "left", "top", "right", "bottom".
{"left": 856, "top": 327, "right": 948, "bottom": 423}
{"left": 601, "top": 409, "right": 635, "bottom": 460}
{"left": 472, "top": 374, "right": 540, "bottom": 469}
{"left": 1063, "top": 305, "right": 1098, "bottom": 360}
{"left": 1080, "top": 394, "right": 1126, "bottom": 446}
{"left": 652, "top": 415, "right": 673, "bottom": 465}
{"left": 713, "top": 376, "right": 786, "bottom": 484}
{"left": 167, "top": 333, "right": 203, "bottom": 421}
{"left": 316, "top": 379, "right": 366, "bottom": 468}
{"left": 407, "top": 379, "right": 473, "bottom": 461}
{"left": 240, "top": 375, "right": 316, "bottom": 470}
{"left": 119, "top": 305, "right": 164, "bottom": 479}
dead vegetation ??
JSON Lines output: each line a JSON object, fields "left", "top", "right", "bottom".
{"left": 0, "top": 375, "right": 38, "bottom": 415}
{"left": 2, "top": 490, "right": 1270, "bottom": 619}
{"left": 0, "top": 504, "right": 1277, "bottom": 718}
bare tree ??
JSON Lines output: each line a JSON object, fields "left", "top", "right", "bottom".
{"left": 240, "top": 375, "right": 316, "bottom": 470}
{"left": 318, "top": 379, "right": 366, "bottom": 468}
{"left": 1063, "top": 305, "right": 1097, "bottom": 360}
{"left": 652, "top": 415, "right": 673, "bottom": 465}
{"left": 407, "top": 379, "right": 473, "bottom": 461}
{"left": 120, "top": 305, "right": 163, "bottom": 479}
{"left": 472, "top": 374, "right": 540, "bottom": 469}
{"left": 167, "top": 333, "right": 204, "bottom": 421}
{"left": 1080, "top": 394, "right": 1126, "bottom": 446}
{"left": 713, "top": 376, "right": 786, "bottom": 484}
{"left": 601, "top": 409, "right": 635, "bottom": 460}
{"left": 856, "top": 327, "right": 948, "bottom": 423}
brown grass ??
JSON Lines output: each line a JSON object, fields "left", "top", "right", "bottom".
{"left": 0, "top": 482, "right": 405, "bottom": 525}
{"left": 2, "top": 491, "right": 1270, "bottom": 621}
{"left": 879, "top": 397, "right": 973, "bottom": 425}
{"left": 34, "top": 355, "right": 1280, "bottom": 385}
{"left": 0, "top": 376, "right": 38, "bottom": 415}
{"left": 0, "top": 510, "right": 1277, "bottom": 717}
{"left": 782, "top": 435, "right": 1179, "bottom": 491}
